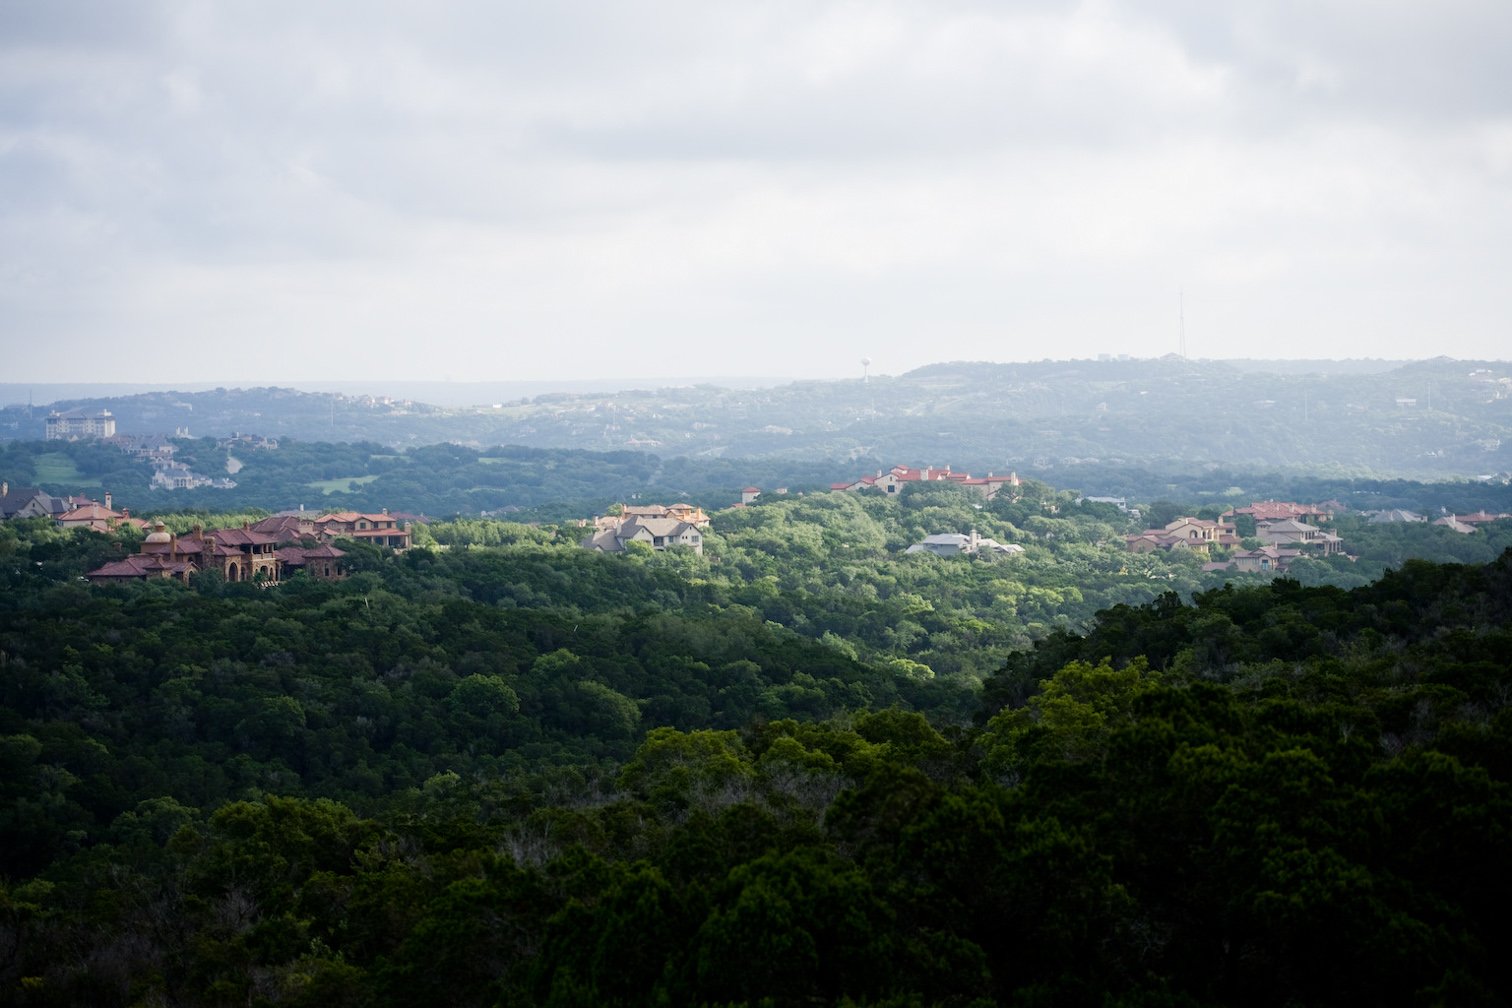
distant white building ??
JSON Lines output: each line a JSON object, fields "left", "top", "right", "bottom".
{"left": 45, "top": 409, "right": 115, "bottom": 440}
{"left": 905, "top": 530, "right": 1023, "bottom": 557}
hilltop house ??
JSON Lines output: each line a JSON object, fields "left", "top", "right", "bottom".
{"left": 1222, "top": 501, "right": 1334, "bottom": 523}
{"left": 832, "top": 464, "right": 1020, "bottom": 501}
{"left": 1255, "top": 518, "right": 1344, "bottom": 554}
{"left": 1124, "top": 517, "right": 1240, "bottom": 556}
{"left": 312, "top": 511, "right": 413, "bottom": 550}
{"left": 905, "top": 530, "right": 1024, "bottom": 557}
{"left": 609, "top": 503, "right": 712, "bottom": 528}
{"left": 56, "top": 494, "right": 149, "bottom": 533}
{"left": 1367, "top": 509, "right": 1426, "bottom": 523}
{"left": 151, "top": 459, "right": 236, "bottom": 491}
{"left": 1454, "top": 511, "right": 1511, "bottom": 526}
{"left": 582, "top": 515, "right": 704, "bottom": 555}
{"left": 87, "top": 520, "right": 347, "bottom": 585}
{"left": 1208, "top": 545, "right": 1303, "bottom": 574}
{"left": 0, "top": 484, "right": 92, "bottom": 521}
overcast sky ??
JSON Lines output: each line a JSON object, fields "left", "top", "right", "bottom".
{"left": 3, "top": 1, "right": 1509, "bottom": 385}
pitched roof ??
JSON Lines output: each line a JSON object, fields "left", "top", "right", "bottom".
{"left": 1225, "top": 501, "right": 1331, "bottom": 522}
{"left": 625, "top": 517, "right": 695, "bottom": 537}
{"left": 87, "top": 554, "right": 195, "bottom": 579}
{"left": 200, "top": 527, "right": 280, "bottom": 546}
{"left": 248, "top": 515, "right": 311, "bottom": 541}
{"left": 275, "top": 544, "right": 347, "bottom": 565}
{"left": 1368, "top": 509, "right": 1423, "bottom": 523}
{"left": 0, "top": 487, "right": 54, "bottom": 518}
{"left": 58, "top": 503, "right": 125, "bottom": 523}
{"left": 1259, "top": 518, "right": 1318, "bottom": 533}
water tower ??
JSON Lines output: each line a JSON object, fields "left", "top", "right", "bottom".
{"left": 861, "top": 356, "right": 872, "bottom": 383}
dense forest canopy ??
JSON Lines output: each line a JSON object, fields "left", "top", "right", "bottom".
{"left": 5, "top": 357, "right": 1511, "bottom": 1004}
{"left": 2, "top": 500, "right": 1511, "bottom": 1005}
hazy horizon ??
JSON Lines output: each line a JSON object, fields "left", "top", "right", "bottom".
{"left": 4, "top": 354, "right": 1492, "bottom": 410}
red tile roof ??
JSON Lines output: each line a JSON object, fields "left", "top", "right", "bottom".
{"left": 58, "top": 503, "right": 125, "bottom": 522}
{"left": 1224, "top": 502, "right": 1331, "bottom": 522}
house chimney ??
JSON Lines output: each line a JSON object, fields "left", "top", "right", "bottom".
{"left": 193, "top": 523, "right": 203, "bottom": 538}
{"left": 105, "top": 491, "right": 112, "bottom": 511}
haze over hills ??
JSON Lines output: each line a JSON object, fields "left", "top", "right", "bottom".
{"left": 0, "top": 376, "right": 796, "bottom": 411}
{"left": 3, "top": 357, "right": 1509, "bottom": 479}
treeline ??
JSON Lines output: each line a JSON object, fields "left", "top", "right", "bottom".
{"left": 3, "top": 529, "right": 1510, "bottom": 1003}
{"left": 8, "top": 433, "right": 1512, "bottom": 526}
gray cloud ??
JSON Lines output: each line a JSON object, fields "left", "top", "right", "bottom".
{"left": 2, "top": 1, "right": 1509, "bottom": 383}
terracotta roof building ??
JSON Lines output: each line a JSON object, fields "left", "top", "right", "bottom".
{"left": 86, "top": 552, "right": 197, "bottom": 585}
{"left": 312, "top": 511, "right": 412, "bottom": 550}
{"left": 1255, "top": 518, "right": 1344, "bottom": 554}
{"left": 1222, "top": 501, "right": 1334, "bottom": 523}
{"left": 1124, "top": 517, "right": 1240, "bottom": 555}
{"left": 834, "top": 464, "right": 1020, "bottom": 501}
{"left": 55, "top": 494, "right": 148, "bottom": 533}
{"left": 87, "top": 520, "right": 348, "bottom": 584}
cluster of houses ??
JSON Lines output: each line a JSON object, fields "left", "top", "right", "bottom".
{"left": 1364, "top": 508, "right": 1510, "bottom": 533}
{"left": 1124, "top": 502, "right": 1348, "bottom": 574}
{"left": 85, "top": 519, "right": 347, "bottom": 585}
{"left": 103, "top": 432, "right": 237, "bottom": 490}
{"left": 42, "top": 422, "right": 258, "bottom": 490}
{"left": 80, "top": 510, "right": 414, "bottom": 585}
{"left": 1, "top": 483, "right": 130, "bottom": 526}
{"left": 1, "top": 482, "right": 416, "bottom": 586}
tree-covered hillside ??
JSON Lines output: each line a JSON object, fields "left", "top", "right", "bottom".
{"left": 5, "top": 356, "right": 1511, "bottom": 478}
{"left": 2, "top": 508, "right": 1510, "bottom": 1005}
{"left": 6, "top": 432, "right": 1512, "bottom": 525}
